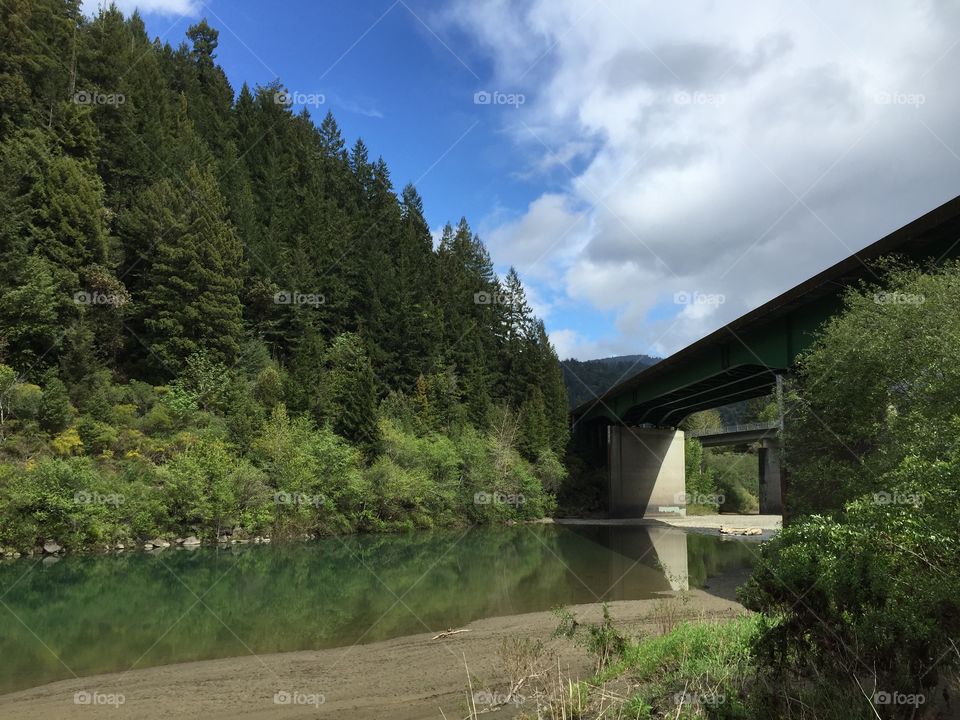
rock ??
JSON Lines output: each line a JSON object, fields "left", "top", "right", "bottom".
{"left": 261, "top": 537, "right": 270, "bottom": 544}
{"left": 143, "top": 542, "right": 154, "bottom": 549}
{"left": 217, "top": 535, "right": 230, "bottom": 544}
{"left": 174, "top": 537, "right": 184, "bottom": 545}
{"left": 181, "top": 536, "right": 201, "bottom": 546}
{"left": 148, "top": 538, "right": 171, "bottom": 548}
{"left": 42, "top": 541, "right": 62, "bottom": 554}
{"left": 115, "top": 543, "right": 124, "bottom": 550}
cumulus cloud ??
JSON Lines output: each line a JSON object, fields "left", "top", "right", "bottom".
{"left": 484, "top": 193, "right": 588, "bottom": 281}
{"left": 443, "top": 0, "right": 960, "bottom": 358}
{"left": 82, "top": 0, "right": 200, "bottom": 17}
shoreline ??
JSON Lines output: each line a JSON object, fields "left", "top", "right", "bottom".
{"left": 0, "top": 588, "right": 749, "bottom": 719}
{"left": 2, "top": 513, "right": 781, "bottom": 560}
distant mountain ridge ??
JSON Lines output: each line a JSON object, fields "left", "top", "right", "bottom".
{"left": 561, "top": 354, "right": 660, "bottom": 409}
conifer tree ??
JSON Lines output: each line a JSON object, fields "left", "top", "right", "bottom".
{"left": 139, "top": 163, "right": 244, "bottom": 375}
{"left": 323, "top": 333, "right": 379, "bottom": 454}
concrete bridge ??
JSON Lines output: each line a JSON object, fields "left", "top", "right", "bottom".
{"left": 570, "top": 195, "right": 960, "bottom": 519}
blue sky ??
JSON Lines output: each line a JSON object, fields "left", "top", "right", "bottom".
{"left": 89, "top": 0, "right": 960, "bottom": 360}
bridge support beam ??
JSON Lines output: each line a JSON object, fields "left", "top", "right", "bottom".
{"left": 758, "top": 437, "right": 783, "bottom": 514}
{"left": 608, "top": 427, "right": 686, "bottom": 517}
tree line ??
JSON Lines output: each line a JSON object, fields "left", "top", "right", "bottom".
{"left": 0, "top": 1, "right": 569, "bottom": 549}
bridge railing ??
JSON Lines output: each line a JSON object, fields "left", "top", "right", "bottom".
{"left": 687, "top": 420, "right": 779, "bottom": 438}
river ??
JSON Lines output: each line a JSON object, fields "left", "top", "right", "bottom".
{"left": 0, "top": 523, "right": 757, "bottom": 694}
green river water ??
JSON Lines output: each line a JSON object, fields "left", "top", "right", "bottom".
{"left": 0, "top": 523, "right": 758, "bottom": 694}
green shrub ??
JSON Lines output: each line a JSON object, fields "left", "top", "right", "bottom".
{"left": 76, "top": 416, "right": 118, "bottom": 456}
{"left": 251, "top": 404, "right": 362, "bottom": 534}
{"left": 739, "top": 262, "right": 960, "bottom": 714}
{"left": 707, "top": 451, "right": 758, "bottom": 513}
{"left": 158, "top": 439, "right": 240, "bottom": 535}
{"left": 0, "top": 458, "right": 119, "bottom": 550}
{"left": 9, "top": 383, "right": 42, "bottom": 421}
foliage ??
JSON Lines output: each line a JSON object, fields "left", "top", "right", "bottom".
{"left": 0, "top": 3, "right": 572, "bottom": 552}
{"left": 553, "top": 604, "right": 629, "bottom": 673}
{"left": 738, "top": 261, "right": 960, "bottom": 716}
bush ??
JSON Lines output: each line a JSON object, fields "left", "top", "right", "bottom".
{"left": 158, "top": 438, "right": 270, "bottom": 537}
{"left": 76, "top": 416, "right": 118, "bottom": 456}
{"left": 51, "top": 427, "right": 84, "bottom": 456}
{"left": 740, "top": 449, "right": 960, "bottom": 708}
{"left": 250, "top": 404, "right": 363, "bottom": 534}
{"left": 739, "top": 262, "right": 960, "bottom": 715}
{"left": 0, "top": 458, "right": 117, "bottom": 550}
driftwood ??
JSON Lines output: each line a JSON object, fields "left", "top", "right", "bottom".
{"left": 432, "top": 628, "right": 471, "bottom": 640}
{"left": 719, "top": 526, "right": 763, "bottom": 536}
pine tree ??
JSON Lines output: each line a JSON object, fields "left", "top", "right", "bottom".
{"left": 324, "top": 333, "right": 379, "bottom": 454}
{"left": 139, "top": 163, "right": 245, "bottom": 375}
{"left": 533, "top": 320, "right": 570, "bottom": 453}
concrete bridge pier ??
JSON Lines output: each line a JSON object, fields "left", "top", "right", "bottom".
{"left": 758, "top": 437, "right": 783, "bottom": 514}
{"left": 608, "top": 426, "right": 686, "bottom": 518}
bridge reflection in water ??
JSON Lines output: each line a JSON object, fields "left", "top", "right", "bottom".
{"left": 559, "top": 524, "right": 758, "bottom": 599}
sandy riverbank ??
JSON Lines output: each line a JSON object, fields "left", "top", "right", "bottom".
{"left": 0, "top": 578, "right": 748, "bottom": 720}
{"left": 554, "top": 513, "right": 782, "bottom": 539}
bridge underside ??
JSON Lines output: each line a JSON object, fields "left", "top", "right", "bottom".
{"left": 621, "top": 364, "right": 778, "bottom": 426}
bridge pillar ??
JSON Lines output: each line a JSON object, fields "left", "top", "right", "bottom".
{"left": 608, "top": 427, "right": 686, "bottom": 517}
{"left": 758, "top": 437, "right": 783, "bottom": 514}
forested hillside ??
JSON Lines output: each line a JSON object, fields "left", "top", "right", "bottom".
{"left": 561, "top": 354, "right": 658, "bottom": 409}
{"left": 0, "top": 2, "right": 569, "bottom": 550}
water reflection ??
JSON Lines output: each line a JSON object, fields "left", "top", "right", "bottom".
{"left": 0, "top": 524, "right": 756, "bottom": 693}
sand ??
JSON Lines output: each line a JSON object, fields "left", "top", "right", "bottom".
{"left": 0, "top": 581, "right": 747, "bottom": 720}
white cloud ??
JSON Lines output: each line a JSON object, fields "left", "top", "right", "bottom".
{"left": 445, "top": 0, "right": 960, "bottom": 359}
{"left": 82, "top": 0, "right": 200, "bottom": 17}
{"left": 484, "top": 193, "right": 587, "bottom": 281}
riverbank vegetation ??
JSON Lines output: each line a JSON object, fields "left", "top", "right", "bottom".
{"left": 0, "top": 3, "right": 569, "bottom": 552}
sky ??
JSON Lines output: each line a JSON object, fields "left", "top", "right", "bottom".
{"left": 84, "top": 0, "right": 960, "bottom": 360}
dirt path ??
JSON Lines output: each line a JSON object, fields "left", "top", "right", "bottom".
{"left": 0, "top": 589, "right": 746, "bottom": 720}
